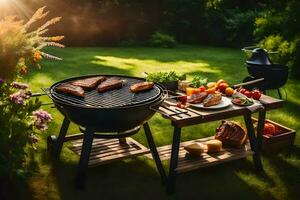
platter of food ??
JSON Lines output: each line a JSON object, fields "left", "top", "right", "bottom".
{"left": 190, "top": 96, "right": 231, "bottom": 109}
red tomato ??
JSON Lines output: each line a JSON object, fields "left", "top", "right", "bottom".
{"left": 244, "top": 91, "right": 252, "bottom": 98}
{"left": 176, "top": 103, "right": 184, "bottom": 108}
{"left": 199, "top": 86, "right": 206, "bottom": 92}
{"left": 178, "top": 95, "right": 187, "bottom": 104}
{"left": 252, "top": 89, "right": 262, "bottom": 100}
{"left": 239, "top": 88, "right": 247, "bottom": 94}
{"left": 218, "top": 83, "right": 229, "bottom": 93}
{"left": 264, "top": 123, "right": 276, "bottom": 135}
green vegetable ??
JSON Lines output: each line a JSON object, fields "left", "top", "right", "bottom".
{"left": 190, "top": 75, "right": 208, "bottom": 88}
{"left": 146, "top": 71, "right": 186, "bottom": 83}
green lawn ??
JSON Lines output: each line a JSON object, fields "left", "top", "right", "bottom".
{"left": 21, "top": 45, "right": 300, "bottom": 200}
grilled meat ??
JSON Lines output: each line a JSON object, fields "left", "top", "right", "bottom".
{"left": 203, "top": 93, "right": 222, "bottom": 107}
{"left": 97, "top": 79, "right": 124, "bottom": 92}
{"left": 130, "top": 82, "right": 154, "bottom": 93}
{"left": 56, "top": 83, "right": 85, "bottom": 97}
{"left": 71, "top": 76, "right": 106, "bottom": 90}
{"left": 215, "top": 120, "right": 247, "bottom": 148}
{"left": 188, "top": 92, "right": 208, "bottom": 104}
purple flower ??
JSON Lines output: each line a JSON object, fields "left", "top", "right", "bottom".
{"left": 0, "top": 78, "right": 4, "bottom": 85}
{"left": 32, "top": 109, "right": 53, "bottom": 131}
{"left": 9, "top": 91, "right": 25, "bottom": 105}
{"left": 11, "top": 82, "right": 28, "bottom": 89}
{"left": 9, "top": 90, "right": 31, "bottom": 105}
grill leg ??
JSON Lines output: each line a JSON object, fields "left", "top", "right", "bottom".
{"left": 277, "top": 89, "right": 282, "bottom": 99}
{"left": 244, "top": 113, "right": 263, "bottom": 171}
{"left": 76, "top": 128, "right": 94, "bottom": 189}
{"left": 143, "top": 123, "right": 167, "bottom": 184}
{"left": 166, "top": 125, "right": 181, "bottom": 194}
{"left": 48, "top": 117, "right": 70, "bottom": 159}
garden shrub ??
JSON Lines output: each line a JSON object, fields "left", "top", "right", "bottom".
{"left": 254, "top": 0, "right": 300, "bottom": 79}
{"left": 149, "top": 32, "right": 176, "bottom": 48}
{"left": 0, "top": 7, "right": 63, "bottom": 180}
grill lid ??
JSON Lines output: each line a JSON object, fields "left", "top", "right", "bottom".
{"left": 49, "top": 75, "right": 162, "bottom": 108}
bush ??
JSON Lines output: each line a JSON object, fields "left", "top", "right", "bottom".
{"left": 254, "top": 0, "right": 300, "bottom": 79}
{"left": 0, "top": 7, "right": 62, "bottom": 180}
{"left": 149, "top": 32, "right": 176, "bottom": 48}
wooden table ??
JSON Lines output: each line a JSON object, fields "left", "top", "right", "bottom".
{"left": 154, "top": 94, "right": 284, "bottom": 193}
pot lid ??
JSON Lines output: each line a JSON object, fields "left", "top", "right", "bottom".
{"left": 246, "top": 48, "right": 272, "bottom": 65}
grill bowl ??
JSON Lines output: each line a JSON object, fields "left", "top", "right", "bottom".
{"left": 246, "top": 64, "right": 288, "bottom": 89}
{"left": 49, "top": 75, "right": 165, "bottom": 132}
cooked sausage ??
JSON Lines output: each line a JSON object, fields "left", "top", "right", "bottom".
{"left": 130, "top": 82, "right": 154, "bottom": 93}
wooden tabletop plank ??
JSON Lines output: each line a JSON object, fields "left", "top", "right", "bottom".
{"left": 158, "top": 93, "right": 284, "bottom": 127}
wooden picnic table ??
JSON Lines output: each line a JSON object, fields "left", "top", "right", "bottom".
{"left": 154, "top": 93, "right": 284, "bottom": 193}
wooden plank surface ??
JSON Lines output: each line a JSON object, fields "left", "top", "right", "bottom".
{"left": 146, "top": 136, "right": 253, "bottom": 173}
{"left": 69, "top": 137, "right": 150, "bottom": 167}
{"left": 157, "top": 92, "right": 284, "bottom": 127}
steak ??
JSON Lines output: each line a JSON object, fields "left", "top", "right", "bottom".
{"left": 203, "top": 93, "right": 222, "bottom": 107}
{"left": 97, "top": 79, "right": 124, "bottom": 92}
{"left": 130, "top": 82, "right": 154, "bottom": 93}
{"left": 215, "top": 120, "right": 247, "bottom": 148}
{"left": 188, "top": 92, "right": 208, "bottom": 104}
{"left": 56, "top": 83, "right": 85, "bottom": 97}
{"left": 71, "top": 76, "right": 106, "bottom": 90}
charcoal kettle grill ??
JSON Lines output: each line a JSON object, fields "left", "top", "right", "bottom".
{"left": 44, "top": 74, "right": 167, "bottom": 188}
{"left": 242, "top": 47, "right": 289, "bottom": 99}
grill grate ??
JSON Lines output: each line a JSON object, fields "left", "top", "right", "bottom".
{"left": 50, "top": 76, "right": 161, "bottom": 108}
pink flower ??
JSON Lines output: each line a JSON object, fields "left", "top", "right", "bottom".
{"left": 32, "top": 109, "right": 52, "bottom": 131}
{"left": 9, "top": 90, "right": 31, "bottom": 106}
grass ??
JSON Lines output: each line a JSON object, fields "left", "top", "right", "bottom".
{"left": 18, "top": 45, "right": 300, "bottom": 200}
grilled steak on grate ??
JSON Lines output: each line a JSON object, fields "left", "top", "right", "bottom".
{"left": 130, "top": 82, "right": 154, "bottom": 93}
{"left": 97, "top": 79, "right": 124, "bottom": 92}
{"left": 71, "top": 76, "right": 106, "bottom": 90}
{"left": 56, "top": 83, "right": 85, "bottom": 97}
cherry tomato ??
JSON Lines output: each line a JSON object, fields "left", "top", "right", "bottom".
{"left": 216, "top": 79, "right": 226, "bottom": 87}
{"left": 239, "top": 88, "right": 247, "bottom": 94}
{"left": 176, "top": 103, "right": 183, "bottom": 108}
{"left": 199, "top": 86, "right": 206, "bottom": 92}
{"left": 252, "top": 89, "right": 262, "bottom": 100}
{"left": 178, "top": 95, "right": 187, "bottom": 104}
{"left": 244, "top": 91, "right": 252, "bottom": 98}
{"left": 218, "top": 83, "right": 229, "bottom": 93}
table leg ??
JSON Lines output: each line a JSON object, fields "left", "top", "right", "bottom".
{"left": 143, "top": 123, "right": 167, "bottom": 184}
{"left": 166, "top": 125, "right": 181, "bottom": 194}
{"left": 76, "top": 128, "right": 94, "bottom": 189}
{"left": 257, "top": 109, "right": 266, "bottom": 152}
{"left": 244, "top": 113, "right": 263, "bottom": 171}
